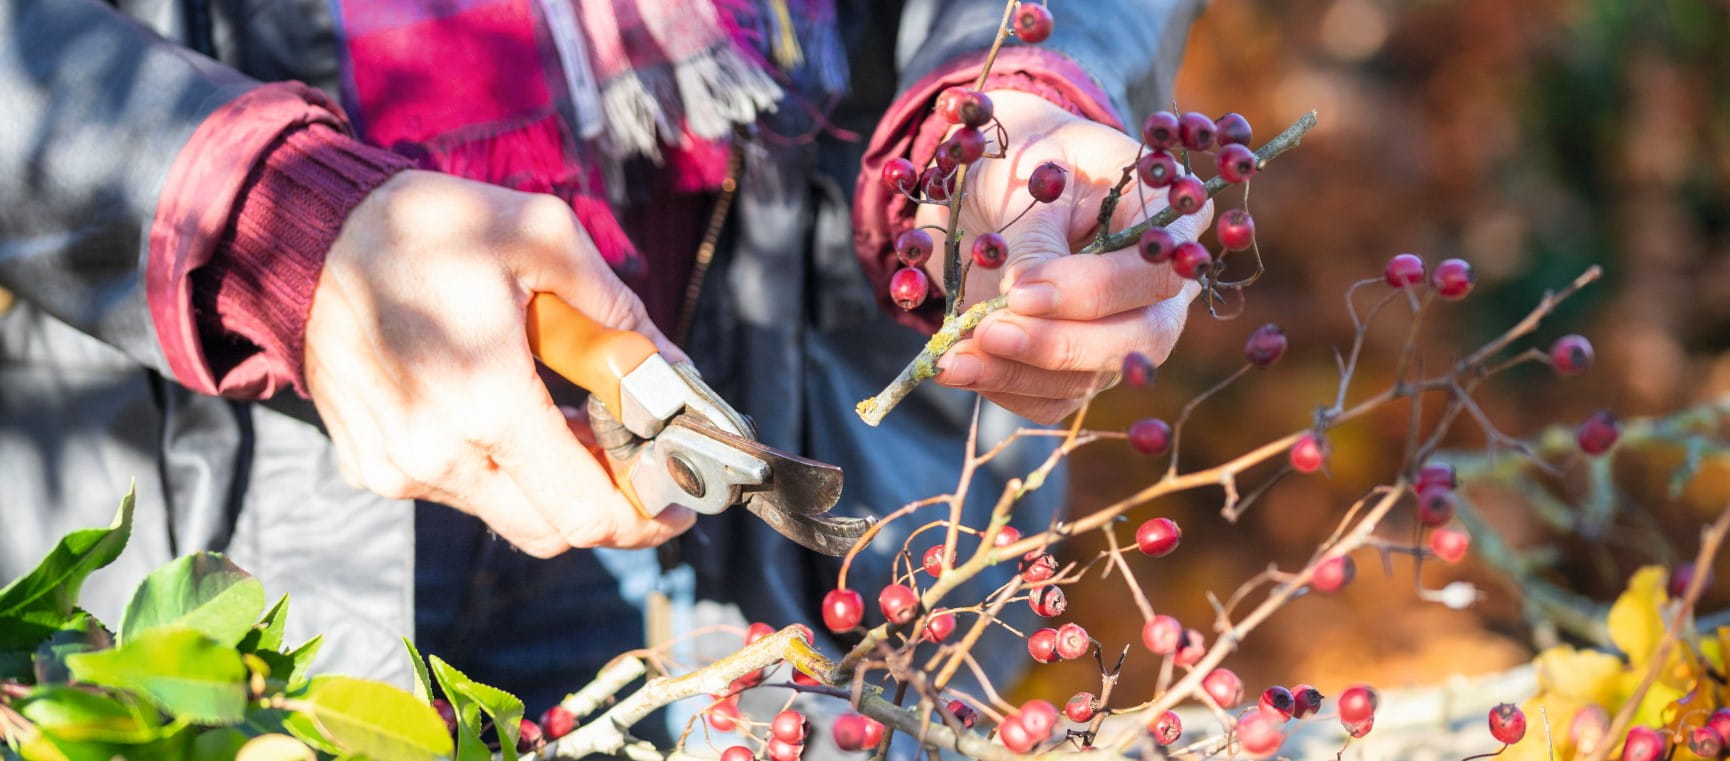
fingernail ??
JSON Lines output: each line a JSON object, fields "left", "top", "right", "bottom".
{"left": 937, "top": 352, "right": 982, "bottom": 386}
{"left": 978, "top": 321, "right": 1030, "bottom": 357}
{"left": 1008, "top": 283, "right": 1058, "bottom": 316}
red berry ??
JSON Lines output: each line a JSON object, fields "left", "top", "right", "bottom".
{"left": 1416, "top": 462, "right": 1457, "bottom": 491}
{"left": 938, "top": 88, "right": 994, "bottom": 128}
{"left": 894, "top": 228, "right": 934, "bottom": 267}
{"left": 1337, "top": 685, "right": 1378, "bottom": 725}
{"left": 1689, "top": 726, "right": 1723, "bottom": 758}
{"left": 1028, "top": 162, "right": 1067, "bottom": 203}
{"left": 938, "top": 127, "right": 987, "bottom": 167}
{"left": 1141, "top": 615, "right": 1183, "bottom": 655}
{"left": 994, "top": 526, "right": 1022, "bottom": 547}
{"left": 882, "top": 158, "right": 918, "bottom": 194}
{"left": 517, "top": 718, "right": 543, "bottom": 753}
{"left": 540, "top": 705, "right": 577, "bottom": 741}
{"left": 766, "top": 737, "right": 802, "bottom": 761}
{"left": 922, "top": 545, "right": 947, "bottom": 578}
{"left": 861, "top": 718, "right": 884, "bottom": 749}
{"left": 1216, "top": 209, "right": 1255, "bottom": 251}
{"left": 1343, "top": 717, "right": 1374, "bottom": 738}
{"left": 890, "top": 267, "right": 930, "bottom": 311}
{"left": 1020, "top": 551, "right": 1058, "bottom": 582}
{"left": 1430, "top": 258, "right": 1475, "bottom": 299}
{"left": 1135, "top": 517, "right": 1182, "bottom": 556}
{"left": 792, "top": 669, "right": 821, "bottom": 687}
{"left": 1150, "top": 710, "right": 1182, "bottom": 745}
{"left": 745, "top": 622, "right": 775, "bottom": 645}
{"left": 728, "top": 670, "right": 764, "bottom": 694}
{"left": 1571, "top": 705, "right": 1610, "bottom": 755}
{"left": 972, "top": 232, "right": 1008, "bottom": 269}
{"left": 1173, "top": 629, "right": 1206, "bottom": 666}
{"left": 1123, "top": 351, "right": 1157, "bottom": 388}
{"left": 433, "top": 699, "right": 457, "bottom": 735}
{"left": 1029, "top": 585, "right": 1067, "bottom": 617}
{"left": 1215, "top": 112, "right": 1252, "bottom": 146}
{"left": 1141, "top": 111, "right": 1181, "bottom": 150}
{"left": 1216, "top": 143, "right": 1258, "bottom": 183}
{"left": 1202, "top": 668, "right": 1244, "bottom": 708}
{"left": 708, "top": 699, "right": 741, "bottom": 732}
{"left": 1416, "top": 484, "right": 1456, "bottom": 528}
{"left": 1012, "top": 2, "right": 1053, "bottom": 43}
{"left": 1018, "top": 700, "right": 1059, "bottom": 738}
{"left": 1055, "top": 622, "right": 1091, "bottom": 661}
{"left": 1243, "top": 323, "right": 1287, "bottom": 367}
{"left": 722, "top": 746, "right": 755, "bottom": 761}
{"left": 924, "top": 610, "right": 957, "bottom": 643}
{"left": 921, "top": 167, "right": 954, "bottom": 201}
{"left": 1168, "top": 175, "right": 1207, "bottom": 214}
{"left": 1138, "top": 227, "right": 1177, "bottom": 263}
{"left": 1708, "top": 708, "right": 1730, "bottom": 741}
{"left": 1178, "top": 112, "right": 1217, "bottom": 151}
{"left": 1236, "top": 708, "right": 1285, "bottom": 757}
{"left": 1577, "top": 409, "right": 1619, "bottom": 455}
{"left": 998, "top": 716, "right": 1035, "bottom": 753}
{"left": 1065, "top": 692, "right": 1096, "bottom": 723}
{"left": 1550, "top": 334, "right": 1594, "bottom": 376}
{"left": 1027, "top": 627, "right": 1059, "bottom": 663}
{"left": 1128, "top": 419, "right": 1173, "bottom": 456}
{"left": 1621, "top": 726, "right": 1666, "bottom": 761}
{"left": 1488, "top": 703, "right": 1526, "bottom": 745}
{"left": 1259, "top": 686, "right": 1295, "bottom": 720}
{"left": 772, "top": 710, "right": 807, "bottom": 743}
{"left": 1291, "top": 685, "right": 1324, "bottom": 719}
{"left": 1428, "top": 528, "right": 1471, "bottom": 564}
{"left": 1312, "top": 555, "right": 1356, "bottom": 593}
{"left": 947, "top": 700, "right": 978, "bottom": 728}
{"left": 878, "top": 584, "right": 919, "bottom": 625}
{"left": 1171, "top": 240, "right": 1212, "bottom": 280}
{"left": 1137, "top": 151, "right": 1179, "bottom": 188}
{"left": 822, "top": 589, "right": 864, "bottom": 632}
{"left": 1385, "top": 253, "right": 1426, "bottom": 287}
{"left": 1289, "top": 432, "right": 1329, "bottom": 473}
{"left": 833, "top": 714, "right": 868, "bottom": 750}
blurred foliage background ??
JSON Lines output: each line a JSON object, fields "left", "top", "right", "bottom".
{"left": 1033, "top": 0, "right": 1730, "bottom": 704}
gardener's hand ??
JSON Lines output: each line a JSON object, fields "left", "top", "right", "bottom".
{"left": 923, "top": 90, "right": 1208, "bottom": 424}
{"left": 304, "top": 171, "right": 695, "bottom": 557}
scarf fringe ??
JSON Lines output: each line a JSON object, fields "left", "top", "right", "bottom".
{"left": 673, "top": 42, "right": 783, "bottom": 140}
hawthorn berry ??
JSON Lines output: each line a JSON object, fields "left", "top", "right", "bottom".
{"left": 772, "top": 710, "right": 807, "bottom": 743}
{"left": 1178, "top": 112, "right": 1217, "bottom": 151}
{"left": 1217, "top": 143, "right": 1258, "bottom": 183}
{"left": 1259, "top": 686, "right": 1295, "bottom": 720}
{"left": 1549, "top": 334, "right": 1594, "bottom": 376}
{"left": 1689, "top": 726, "right": 1723, "bottom": 758}
{"left": 881, "top": 158, "right": 918, "bottom": 194}
{"left": 860, "top": 718, "right": 884, "bottom": 749}
{"left": 998, "top": 716, "right": 1036, "bottom": 753}
{"left": 792, "top": 669, "right": 821, "bottom": 687}
{"left": 433, "top": 699, "right": 457, "bottom": 735}
{"left": 517, "top": 718, "right": 543, "bottom": 753}
{"left": 1028, "top": 627, "right": 1060, "bottom": 663}
{"left": 1171, "top": 241, "right": 1213, "bottom": 280}
{"left": 1020, "top": 551, "right": 1058, "bottom": 582}
{"left": 1312, "top": 555, "right": 1356, "bottom": 593}
{"left": 1215, "top": 112, "right": 1253, "bottom": 146}
{"left": 1137, "top": 151, "right": 1179, "bottom": 188}
{"left": 1430, "top": 258, "right": 1475, "bottom": 300}
{"left": 745, "top": 622, "right": 775, "bottom": 645}
{"left": 1142, "top": 615, "right": 1183, "bottom": 655}
{"left": 1488, "top": 703, "right": 1526, "bottom": 745}
{"left": 1168, "top": 175, "right": 1207, "bottom": 215}
{"left": 1428, "top": 528, "right": 1471, "bottom": 564}
{"left": 1621, "top": 726, "right": 1666, "bottom": 761}
{"left": 1174, "top": 628, "right": 1207, "bottom": 666}
{"left": 972, "top": 232, "right": 1008, "bottom": 269}
{"left": 1029, "top": 585, "right": 1067, "bottom": 617}
{"left": 832, "top": 715, "right": 872, "bottom": 751}
{"left": 1416, "top": 462, "right": 1457, "bottom": 491}
{"left": 822, "top": 589, "right": 865, "bottom": 632}
{"left": 540, "top": 705, "right": 577, "bottom": 741}
{"left": 1150, "top": 710, "right": 1182, "bottom": 745}
{"left": 1202, "top": 668, "right": 1244, "bottom": 708}
{"left": 947, "top": 700, "right": 978, "bottom": 728}
{"left": 938, "top": 88, "right": 993, "bottom": 128}
{"left": 1571, "top": 706, "right": 1610, "bottom": 757}
{"left": 1577, "top": 409, "right": 1619, "bottom": 455}
{"left": 1416, "top": 485, "right": 1456, "bottom": 527}
{"left": 1055, "top": 622, "right": 1091, "bottom": 660}
{"left": 1138, "top": 227, "right": 1177, "bottom": 263}
{"left": 924, "top": 610, "right": 957, "bottom": 642}
{"left": 1385, "top": 253, "right": 1425, "bottom": 288}
{"left": 1343, "top": 717, "right": 1374, "bottom": 739}
{"left": 1291, "top": 685, "right": 1324, "bottom": 719}
{"left": 922, "top": 545, "right": 947, "bottom": 578}
{"left": 1128, "top": 418, "right": 1173, "bottom": 456}
{"left": 1141, "top": 111, "right": 1181, "bottom": 150}
{"left": 994, "top": 526, "right": 1022, "bottom": 547}
{"left": 878, "top": 584, "right": 919, "bottom": 625}
{"left": 728, "top": 670, "right": 764, "bottom": 694}
{"left": 890, "top": 267, "right": 930, "bottom": 311}
{"left": 1065, "top": 692, "right": 1096, "bottom": 723}
{"left": 721, "top": 746, "right": 755, "bottom": 761}
{"left": 1018, "top": 700, "right": 1060, "bottom": 738}
{"left": 1236, "top": 709, "right": 1285, "bottom": 758}
{"left": 1669, "top": 561, "right": 1713, "bottom": 598}
{"left": 1135, "top": 517, "right": 1182, "bottom": 556}
{"left": 894, "top": 228, "right": 934, "bottom": 267}
{"left": 1289, "top": 432, "right": 1329, "bottom": 473}
{"left": 1123, "top": 351, "right": 1157, "bottom": 388}
{"left": 708, "top": 699, "right": 741, "bottom": 731}
{"left": 921, "top": 167, "right": 954, "bottom": 201}
{"left": 1012, "top": 2, "right": 1053, "bottom": 43}
{"left": 1217, "top": 209, "right": 1255, "bottom": 251}
{"left": 1244, "top": 323, "right": 1287, "bottom": 367}
{"left": 1028, "top": 161, "right": 1067, "bottom": 203}
{"left": 766, "top": 737, "right": 802, "bottom": 761}
{"left": 938, "top": 127, "right": 986, "bottom": 167}
{"left": 1336, "top": 685, "right": 1377, "bottom": 725}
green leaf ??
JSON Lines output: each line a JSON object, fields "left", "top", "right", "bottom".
{"left": 282, "top": 635, "right": 323, "bottom": 691}
{"left": 280, "top": 711, "right": 345, "bottom": 756}
{"left": 0, "top": 490, "right": 135, "bottom": 652}
{"left": 429, "top": 656, "right": 522, "bottom": 761}
{"left": 32, "top": 612, "right": 113, "bottom": 685}
{"left": 238, "top": 596, "right": 291, "bottom": 655}
{"left": 121, "top": 553, "right": 265, "bottom": 647}
{"left": 297, "top": 676, "right": 453, "bottom": 761}
{"left": 19, "top": 686, "right": 162, "bottom": 744}
{"left": 191, "top": 728, "right": 251, "bottom": 761}
{"left": 401, "top": 638, "right": 432, "bottom": 705}
{"left": 66, "top": 626, "right": 246, "bottom": 724}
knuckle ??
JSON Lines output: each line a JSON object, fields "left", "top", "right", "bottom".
{"left": 361, "top": 460, "right": 417, "bottom": 500}
{"left": 516, "top": 194, "right": 580, "bottom": 247}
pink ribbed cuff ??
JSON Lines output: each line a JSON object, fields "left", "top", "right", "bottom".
{"left": 853, "top": 47, "right": 1124, "bottom": 334}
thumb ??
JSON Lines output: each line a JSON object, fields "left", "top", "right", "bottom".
{"left": 996, "top": 202, "right": 1075, "bottom": 293}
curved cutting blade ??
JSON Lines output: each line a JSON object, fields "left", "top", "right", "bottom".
{"left": 677, "top": 419, "right": 865, "bottom": 555}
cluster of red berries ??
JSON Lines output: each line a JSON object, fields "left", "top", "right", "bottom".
{"left": 824, "top": 529, "right": 1026, "bottom": 633}
{"left": 1134, "top": 110, "right": 1259, "bottom": 281}
{"left": 998, "top": 699, "right": 1060, "bottom": 753}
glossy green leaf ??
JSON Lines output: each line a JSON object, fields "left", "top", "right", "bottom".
{"left": 121, "top": 552, "right": 265, "bottom": 647}
{"left": 19, "top": 686, "right": 161, "bottom": 744}
{"left": 429, "top": 656, "right": 522, "bottom": 761}
{"left": 298, "top": 676, "right": 453, "bottom": 761}
{"left": 280, "top": 710, "right": 345, "bottom": 756}
{"left": 66, "top": 626, "right": 246, "bottom": 724}
{"left": 0, "top": 489, "right": 134, "bottom": 651}
{"left": 401, "top": 637, "right": 432, "bottom": 705}
{"left": 238, "top": 595, "right": 291, "bottom": 655}
{"left": 282, "top": 635, "right": 323, "bottom": 691}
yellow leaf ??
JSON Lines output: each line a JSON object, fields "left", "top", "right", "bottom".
{"left": 1629, "top": 680, "right": 1684, "bottom": 731}
{"left": 1534, "top": 645, "right": 1626, "bottom": 707}
{"left": 1608, "top": 566, "right": 1669, "bottom": 666}
{"left": 1505, "top": 696, "right": 1589, "bottom": 761}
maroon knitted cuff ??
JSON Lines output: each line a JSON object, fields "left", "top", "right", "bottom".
{"left": 191, "top": 125, "right": 412, "bottom": 398}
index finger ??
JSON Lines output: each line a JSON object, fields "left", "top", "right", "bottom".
{"left": 1003, "top": 247, "right": 1187, "bottom": 321}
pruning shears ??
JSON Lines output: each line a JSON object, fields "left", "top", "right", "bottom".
{"left": 525, "top": 293, "right": 870, "bottom": 556}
